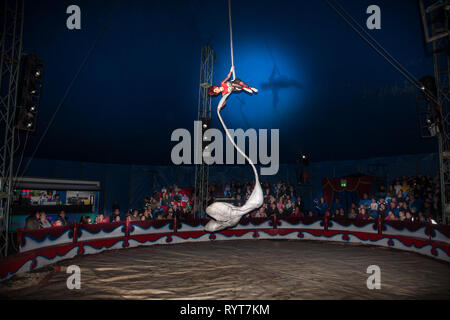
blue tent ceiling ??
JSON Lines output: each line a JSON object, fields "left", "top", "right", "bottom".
{"left": 20, "top": 0, "right": 436, "bottom": 165}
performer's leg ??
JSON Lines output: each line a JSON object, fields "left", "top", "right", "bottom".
{"left": 234, "top": 78, "right": 258, "bottom": 93}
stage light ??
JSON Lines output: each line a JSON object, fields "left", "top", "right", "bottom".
{"left": 200, "top": 117, "right": 212, "bottom": 162}
{"left": 15, "top": 54, "right": 44, "bottom": 132}
{"left": 301, "top": 154, "right": 309, "bottom": 166}
{"left": 418, "top": 76, "right": 437, "bottom": 98}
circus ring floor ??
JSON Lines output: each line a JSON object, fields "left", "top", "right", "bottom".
{"left": 0, "top": 239, "right": 449, "bottom": 300}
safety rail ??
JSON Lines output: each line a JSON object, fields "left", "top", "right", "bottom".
{"left": 1, "top": 215, "right": 449, "bottom": 281}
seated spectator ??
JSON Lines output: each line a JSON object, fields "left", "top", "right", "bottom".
{"left": 224, "top": 184, "right": 231, "bottom": 197}
{"left": 130, "top": 209, "right": 140, "bottom": 221}
{"left": 110, "top": 209, "right": 121, "bottom": 222}
{"left": 384, "top": 210, "right": 397, "bottom": 221}
{"left": 358, "top": 194, "right": 371, "bottom": 210}
{"left": 290, "top": 206, "right": 303, "bottom": 218}
{"left": 113, "top": 215, "right": 121, "bottom": 222}
{"left": 53, "top": 219, "right": 63, "bottom": 227}
{"left": 25, "top": 211, "right": 41, "bottom": 230}
{"left": 80, "top": 216, "right": 91, "bottom": 224}
{"left": 356, "top": 208, "right": 373, "bottom": 220}
{"left": 277, "top": 205, "right": 288, "bottom": 218}
{"left": 317, "top": 197, "right": 329, "bottom": 217}
{"left": 181, "top": 207, "right": 190, "bottom": 219}
{"left": 418, "top": 212, "right": 427, "bottom": 223}
{"left": 152, "top": 204, "right": 165, "bottom": 218}
{"left": 256, "top": 207, "right": 268, "bottom": 218}
{"left": 95, "top": 213, "right": 108, "bottom": 224}
{"left": 331, "top": 198, "right": 343, "bottom": 213}
{"left": 348, "top": 208, "right": 357, "bottom": 219}
{"left": 409, "top": 195, "right": 422, "bottom": 216}
{"left": 374, "top": 185, "right": 387, "bottom": 198}
{"left": 167, "top": 207, "right": 174, "bottom": 219}
{"left": 55, "top": 210, "right": 69, "bottom": 226}
{"left": 396, "top": 190, "right": 404, "bottom": 202}
{"left": 422, "top": 201, "right": 432, "bottom": 218}
{"left": 296, "top": 197, "right": 305, "bottom": 213}
{"left": 378, "top": 203, "right": 386, "bottom": 218}
{"left": 173, "top": 205, "right": 182, "bottom": 219}
{"left": 267, "top": 203, "right": 277, "bottom": 217}
{"left": 387, "top": 185, "right": 396, "bottom": 197}
{"left": 286, "top": 199, "right": 293, "bottom": 210}
{"left": 337, "top": 208, "right": 346, "bottom": 218}
{"left": 39, "top": 212, "right": 52, "bottom": 229}
{"left": 404, "top": 211, "right": 413, "bottom": 222}
{"left": 388, "top": 202, "right": 399, "bottom": 217}
{"left": 394, "top": 180, "right": 402, "bottom": 194}
{"left": 401, "top": 181, "right": 410, "bottom": 194}
{"left": 369, "top": 198, "right": 378, "bottom": 214}
{"left": 143, "top": 197, "right": 150, "bottom": 209}
{"left": 142, "top": 209, "right": 151, "bottom": 220}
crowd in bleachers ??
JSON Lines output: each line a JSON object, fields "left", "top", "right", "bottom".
{"left": 23, "top": 173, "right": 441, "bottom": 230}
{"left": 208, "top": 174, "right": 441, "bottom": 222}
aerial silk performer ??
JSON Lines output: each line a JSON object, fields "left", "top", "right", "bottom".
{"left": 204, "top": 0, "right": 263, "bottom": 232}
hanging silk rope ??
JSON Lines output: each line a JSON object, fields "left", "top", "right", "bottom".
{"left": 228, "top": 0, "right": 236, "bottom": 80}
{"left": 203, "top": 1, "right": 262, "bottom": 232}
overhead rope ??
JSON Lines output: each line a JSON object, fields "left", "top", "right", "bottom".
{"left": 228, "top": 0, "right": 235, "bottom": 80}
{"left": 325, "top": 0, "right": 448, "bottom": 108}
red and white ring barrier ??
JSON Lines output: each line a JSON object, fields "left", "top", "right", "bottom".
{"left": 1, "top": 216, "right": 449, "bottom": 281}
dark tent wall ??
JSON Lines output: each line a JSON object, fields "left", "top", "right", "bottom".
{"left": 17, "top": 153, "right": 439, "bottom": 214}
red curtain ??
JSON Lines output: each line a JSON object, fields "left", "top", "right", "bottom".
{"left": 322, "top": 176, "right": 373, "bottom": 205}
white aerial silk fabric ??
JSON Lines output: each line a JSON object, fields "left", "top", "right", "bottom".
{"left": 204, "top": 93, "right": 263, "bottom": 232}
